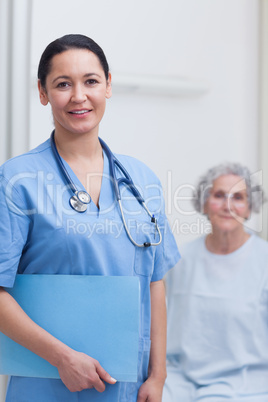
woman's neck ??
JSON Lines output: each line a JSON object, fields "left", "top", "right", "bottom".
{"left": 206, "top": 229, "right": 250, "bottom": 255}
{"left": 54, "top": 128, "right": 102, "bottom": 162}
{"left": 53, "top": 128, "right": 104, "bottom": 207}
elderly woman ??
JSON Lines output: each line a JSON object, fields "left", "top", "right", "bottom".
{"left": 163, "top": 163, "right": 268, "bottom": 402}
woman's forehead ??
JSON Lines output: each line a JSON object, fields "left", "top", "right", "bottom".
{"left": 49, "top": 48, "right": 103, "bottom": 76}
{"left": 212, "top": 174, "right": 247, "bottom": 192}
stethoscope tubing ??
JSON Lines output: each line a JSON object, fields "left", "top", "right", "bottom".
{"left": 50, "top": 131, "right": 77, "bottom": 194}
{"left": 50, "top": 131, "right": 162, "bottom": 247}
{"left": 98, "top": 138, "right": 145, "bottom": 204}
{"left": 118, "top": 199, "right": 162, "bottom": 248}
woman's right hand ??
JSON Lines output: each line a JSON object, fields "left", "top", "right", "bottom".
{"left": 57, "top": 348, "right": 117, "bottom": 393}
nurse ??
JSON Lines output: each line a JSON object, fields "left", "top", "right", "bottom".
{"left": 163, "top": 163, "right": 268, "bottom": 402}
{"left": 0, "top": 34, "right": 180, "bottom": 401}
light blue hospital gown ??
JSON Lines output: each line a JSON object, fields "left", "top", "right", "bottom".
{"left": 0, "top": 138, "right": 180, "bottom": 402}
{"left": 163, "top": 235, "right": 268, "bottom": 402}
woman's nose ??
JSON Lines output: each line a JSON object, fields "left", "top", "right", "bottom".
{"left": 222, "top": 195, "right": 232, "bottom": 211}
{"left": 71, "top": 85, "right": 87, "bottom": 103}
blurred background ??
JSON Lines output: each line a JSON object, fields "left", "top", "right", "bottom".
{"left": 0, "top": 0, "right": 267, "bottom": 398}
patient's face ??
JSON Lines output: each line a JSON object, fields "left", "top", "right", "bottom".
{"left": 204, "top": 174, "right": 250, "bottom": 233}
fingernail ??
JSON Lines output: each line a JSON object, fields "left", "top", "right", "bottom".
{"left": 111, "top": 377, "right": 117, "bottom": 383}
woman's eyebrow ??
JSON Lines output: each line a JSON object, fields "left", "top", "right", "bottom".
{"left": 83, "top": 73, "right": 102, "bottom": 79}
{"left": 52, "top": 73, "right": 102, "bottom": 84}
{"left": 52, "top": 75, "right": 70, "bottom": 84}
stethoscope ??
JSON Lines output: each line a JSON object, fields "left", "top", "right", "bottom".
{"left": 50, "top": 131, "right": 162, "bottom": 248}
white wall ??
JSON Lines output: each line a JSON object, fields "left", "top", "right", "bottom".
{"left": 0, "top": 0, "right": 261, "bottom": 399}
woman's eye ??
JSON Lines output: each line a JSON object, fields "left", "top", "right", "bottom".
{"left": 57, "top": 82, "right": 70, "bottom": 88}
{"left": 213, "top": 191, "right": 225, "bottom": 199}
{"left": 86, "top": 79, "right": 98, "bottom": 85}
{"left": 233, "top": 192, "right": 243, "bottom": 200}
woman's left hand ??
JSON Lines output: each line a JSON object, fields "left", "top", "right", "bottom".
{"left": 137, "top": 376, "right": 165, "bottom": 402}
{"left": 137, "top": 280, "right": 167, "bottom": 401}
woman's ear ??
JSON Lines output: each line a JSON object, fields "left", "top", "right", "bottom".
{"left": 105, "top": 72, "right": 112, "bottom": 99}
{"left": 38, "top": 80, "right": 49, "bottom": 106}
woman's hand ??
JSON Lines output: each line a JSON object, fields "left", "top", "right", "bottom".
{"left": 137, "top": 376, "right": 165, "bottom": 402}
{"left": 0, "top": 288, "right": 116, "bottom": 394}
{"left": 57, "top": 348, "right": 117, "bottom": 393}
{"left": 136, "top": 280, "right": 167, "bottom": 401}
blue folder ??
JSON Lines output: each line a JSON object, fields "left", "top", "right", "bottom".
{"left": 0, "top": 275, "right": 140, "bottom": 382}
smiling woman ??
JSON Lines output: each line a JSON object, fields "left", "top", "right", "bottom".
{"left": 164, "top": 162, "right": 268, "bottom": 402}
{"left": 0, "top": 34, "right": 180, "bottom": 402}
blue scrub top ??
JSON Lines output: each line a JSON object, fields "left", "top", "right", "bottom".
{"left": 0, "top": 138, "right": 180, "bottom": 402}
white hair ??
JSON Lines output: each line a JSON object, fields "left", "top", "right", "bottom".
{"left": 193, "top": 162, "right": 265, "bottom": 214}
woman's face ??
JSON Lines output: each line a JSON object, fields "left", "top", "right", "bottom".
{"left": 204, "top": 174, "right": 250, "bottom": 234}
{"left": 38, "top": 48, "right": 112, "bottom": 137}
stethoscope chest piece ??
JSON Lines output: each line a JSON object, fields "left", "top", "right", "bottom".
{"left": 77, "top": 190, "right": 91, "bottom": 204}
{"left": 70, "top": 191, "right": 91, "bottom": 213}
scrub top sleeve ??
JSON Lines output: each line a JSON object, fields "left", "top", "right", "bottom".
{"left": 0, "top": 175, "right": 31, "bottom": 288}
{"left": 151, "top": 186, "right": 180, "bottom": 282}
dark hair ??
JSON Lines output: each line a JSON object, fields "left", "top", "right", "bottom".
{"left": 37, "top": 34, "right": 109, "bottom": 88}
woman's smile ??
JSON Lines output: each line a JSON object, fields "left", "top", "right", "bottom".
{"left": 68, "top": 109, "right": 92, "bottom": 117}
